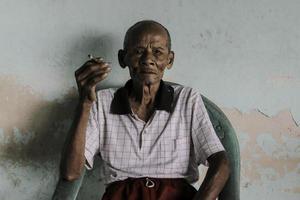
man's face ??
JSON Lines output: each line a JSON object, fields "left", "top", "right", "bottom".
{"left": 120, "top": 26, "right": 174, "bottom": 85}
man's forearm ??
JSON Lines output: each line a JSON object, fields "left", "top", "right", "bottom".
{"left": 193, "top": 151, "right": 230, "bottom": 200}
{"left": 60, "top": 102, "right": 92, "bottom": 181}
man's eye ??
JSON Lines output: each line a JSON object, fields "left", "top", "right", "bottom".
{"left": 154, "top": 50, "right": 162, "bottom": 55}
{"left": 135, "top": 49, "right": 143, "bottom": 54}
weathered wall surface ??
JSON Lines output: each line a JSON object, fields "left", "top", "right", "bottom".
{"left": 222, "top": 108, "right": 300, "bottom": 199}
{"left": 0, "top": 0, "right": 299, "bottom": 199}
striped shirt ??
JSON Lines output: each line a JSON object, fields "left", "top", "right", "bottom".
{"left": 84, "top": 80, "right": 224, "bottom": 185}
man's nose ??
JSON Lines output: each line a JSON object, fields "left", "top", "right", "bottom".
{"left": 141, "top": 51, "right": 155, "bottom": 66}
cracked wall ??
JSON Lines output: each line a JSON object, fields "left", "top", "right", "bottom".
{"left": 222, "top": 108, "right": 300, "bottom": 199}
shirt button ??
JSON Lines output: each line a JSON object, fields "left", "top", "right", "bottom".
{"left": 110, "top": 171, "right": 117, "bottom": 178}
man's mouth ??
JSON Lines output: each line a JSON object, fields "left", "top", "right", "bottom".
{"left": 140, "top": 70, "right": 156, "bottom": 74}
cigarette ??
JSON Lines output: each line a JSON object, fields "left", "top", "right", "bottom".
{"left": 88, "top": 54, "right": 111, "bottom": 65}
{"left": 88, "top": 54, "right": 94, "bottom": 59}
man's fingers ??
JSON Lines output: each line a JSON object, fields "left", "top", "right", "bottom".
{"left": 75, "top": 60, "right": 95, "bottom": 76}
{"left": 89, "top": 72, "right": 109, "bottom": 85}
{"left": 77, "top": 63, "right": 111, "bottom": 82}
{"left": 75, "top": 58, "right": 107, "bottom": 77}
{"left": 77, "top": 66, "right": 110, "bottom": 82}
{"left": 88, "top": 54, "right": 103, "bottom": 61}
{"left": 85, "top": 73, "right": 109, "bottom": 90}
{"left": 77, "top": 70, "right": 110, "bottom": 88}
{"left": 78, "top": 72, "right": 109, "bottom": 102}
{"left": 75, "top": 57, "right": 111, "bottom": 102}
{"left": 93, "top": 57, "right": 104, "bottom": 62}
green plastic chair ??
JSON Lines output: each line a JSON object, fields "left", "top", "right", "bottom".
{"left": 201, "top": 95, "right": 240, "bottom": 200}
{"left": 52, "top": 86, "right": 240, "bottom": 200}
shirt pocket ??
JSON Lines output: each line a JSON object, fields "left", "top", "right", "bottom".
{"left": 158, "top": 136, "right": 190, "bottom": 169}
{"left": 159, "top": 138, "right": 176, "bottom": 164}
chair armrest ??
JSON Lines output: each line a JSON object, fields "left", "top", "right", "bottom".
{"left": 52, "top": 168, "right": 86, "bottom": 200}
{"left": 202, "top": 95, "right": 241, "bottom": 200}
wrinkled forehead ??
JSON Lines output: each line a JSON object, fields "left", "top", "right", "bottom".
{"left": 131, "top": 31, "right": 168, "bottom": 48}
{"left": 124, "top": 24, "right": 169, "bottom": 49}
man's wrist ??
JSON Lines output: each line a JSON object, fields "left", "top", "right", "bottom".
{"left": 78, "top": 99, "right": 94, "bottom": 111}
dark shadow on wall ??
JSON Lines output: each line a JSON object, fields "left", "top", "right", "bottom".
{"left": 65, "top": 33, "right": 117, "bottom": 87}
{"left": 0, "top": 34, "right": 115, "bottom": 199}
{"left": 0, "top": 86, "right": 79, "bottom": 194}
{"left": 65, "top": 32, "right": 124, "bottom": 90}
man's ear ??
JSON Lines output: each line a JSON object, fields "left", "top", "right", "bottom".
{"left": 166, "top": 51, "right": 174, "bottom": 69}
{"left": 118, "top": 49, "right": 127, "bottom": 68}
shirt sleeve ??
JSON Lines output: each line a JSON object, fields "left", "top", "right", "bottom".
{"left": 191, "top": 90, "right": 225, "bottom": 166}
{"left": 84, "top": 100, "right": 100, "bottom": 170}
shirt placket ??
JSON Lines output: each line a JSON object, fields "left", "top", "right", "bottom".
{"left": 130, "top": 111, "right": 156, "bottom": 152}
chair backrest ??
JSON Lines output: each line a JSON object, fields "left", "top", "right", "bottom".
{"left": 52, "top": 89, "right": 240, "bottom": 200}
{"left": 201, "top": 95, "right": 240, "bottom": 200}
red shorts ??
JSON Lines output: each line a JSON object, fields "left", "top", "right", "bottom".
{"left": 102, "top": 177, "right": 197, "bottom": 200}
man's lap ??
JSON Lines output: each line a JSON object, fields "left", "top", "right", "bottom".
{"left": 102, "top": 177, "right": 197, "bottom": 200}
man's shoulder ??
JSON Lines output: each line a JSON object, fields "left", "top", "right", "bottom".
{"left": 95, "top": 87, "right": 118, "bottom": 102}
{"left": 96, "top": 87, "right": 118, "bottom": 95}
{"left": 169, "top": 83, "right": 202, "bottom": 100}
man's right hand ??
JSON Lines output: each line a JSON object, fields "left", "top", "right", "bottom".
{"left": 75, "top": 57, "right": 111, "bottom": 104}
{"left": 60, "top": 57, "right": 111, "bottom": 181}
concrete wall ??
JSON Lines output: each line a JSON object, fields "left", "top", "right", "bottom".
{"left": 0, "top": 0, "right": 299, "bottom": 199}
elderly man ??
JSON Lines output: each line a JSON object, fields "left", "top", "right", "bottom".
{"left": 61, "top": 20, "right": 230, "bottom": 200}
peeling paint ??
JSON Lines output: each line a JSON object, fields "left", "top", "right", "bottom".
{"left": 222, "top": 107, "right": 300, "bottom": 195}
{"left": 284, "top": 187, "right": 300, "bottom": 194}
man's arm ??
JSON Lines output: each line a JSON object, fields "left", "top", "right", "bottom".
{"left": 60, "top": 57, "right": 111, "bottom": 181}
{"left": 193, "top": 151, "right": 230, "bottom": 200}
{"left": 60, "top": 102, "right": 93, "bottom": 181}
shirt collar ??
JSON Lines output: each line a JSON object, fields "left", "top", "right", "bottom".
{"left": 110, "top": 79, "right": 174, "bottom": 114}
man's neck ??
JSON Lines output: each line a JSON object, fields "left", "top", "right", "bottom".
{"left": 130, "top": 80, "right": 160, "bottom": 105}
{"left": 129, "top": 80, "right": 160, "bottom": 122}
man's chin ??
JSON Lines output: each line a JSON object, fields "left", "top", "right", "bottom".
{"left": 139, "top": 77, "right": 160, "bottom": 85}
